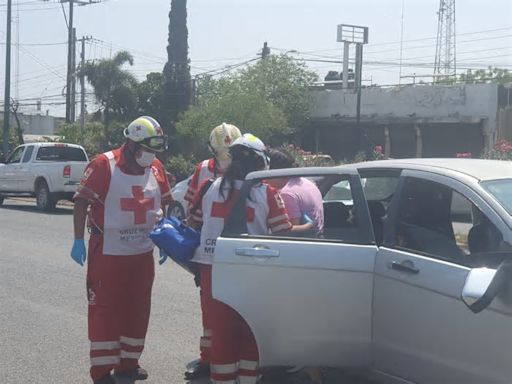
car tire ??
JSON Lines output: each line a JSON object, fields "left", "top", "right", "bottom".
{"left": 167, "top": 201, "right": 186, "bottom": 220}
{"left": 36, "top": 181, "right": 57, "bottom": 212}
{"left": 0, "top": 195, "right": 4, "bottom": 206}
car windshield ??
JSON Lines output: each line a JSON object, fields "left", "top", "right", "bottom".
{"left": 481, "top": 179, "right": 512, "bottom": 215}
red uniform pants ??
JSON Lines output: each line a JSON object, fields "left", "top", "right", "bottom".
{"left": 199, "top": 263, "right": 212, "bottom": 363}
{"left": 200, "top": 264, "right": 260, "bottom": 384}
{"left": 87, "top": 234, "right": 155, "bottom": 382}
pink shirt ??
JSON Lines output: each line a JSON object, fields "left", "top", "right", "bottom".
{"left": 280, "top": 177, "right": 324, "bottom": 234}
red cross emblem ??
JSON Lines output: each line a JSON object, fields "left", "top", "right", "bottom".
{"left": 120, "top": 186, "right": 155, "bottom": 224}
{"left": 211, "top": 191, "right": 255, "bottom": 224}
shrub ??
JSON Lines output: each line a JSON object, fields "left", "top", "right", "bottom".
{"left": 165, "top": 154, "right": 197, "bottom": 182}
{"left": 482, "top": 139, "right": 512, "bottom": 160}
{"left": 281, "top": 143, "right": 335, "bottom": 167}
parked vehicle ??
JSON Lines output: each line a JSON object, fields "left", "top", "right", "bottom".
{"left": 213, "top": 158, "right": 512, "bottom": 384}
{"left": 167, "top": 175, "right": 191, "bottom": 219}
{"left": 0, "top": 143, "right": 89, "bottom": 211}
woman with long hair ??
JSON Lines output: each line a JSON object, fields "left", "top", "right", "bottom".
{"left": 189, "top": 133, "right": 293, "bottom": 384}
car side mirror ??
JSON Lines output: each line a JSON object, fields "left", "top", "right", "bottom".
{"left": 462, "top": 258, "right": 512, "bottom": 313}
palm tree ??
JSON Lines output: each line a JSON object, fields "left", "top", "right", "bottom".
{"left": 82, "top": 51, "right": 139, "bottom": 140}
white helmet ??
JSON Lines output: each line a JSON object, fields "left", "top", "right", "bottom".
{"left": 229, "top": 133, "right": 269, "bottom": 169}
{"left": 124, "top": 116, "right": 166, "bottom": 152}
{"left": 209, "top": 123, "right": 241, "bottom": 160}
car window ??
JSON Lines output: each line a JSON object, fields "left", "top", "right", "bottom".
{"left": 362, "top": 176, "right": 399, "bottom": 201}
{"left": 6, "top": 146, "right": 24, "bottom": 164}
{"left": 35, "top": 146, "right": 87, "bottom": 161}
{"left": 225, "top": 174, "right": 374, "bottom": 245}
{"left": 22, "top": 146, "right": 34, "bottom": 163}
{"left": 391, "top": 176, "right": 510, "bottom": 268}
{"left": 481, "top": 179, "right": 512, "bottom": 216}
{"left": 360, "top": 175, "right": 400, "bottom": 245}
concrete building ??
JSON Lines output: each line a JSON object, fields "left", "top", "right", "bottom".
{"left": 1, "top": 111, "right": 65, "bottom": 142}
{"left": 304, "top": 83, "right": 512, "bottom": 160}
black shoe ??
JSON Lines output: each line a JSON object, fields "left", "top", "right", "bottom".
{"left": 94, "top": 374, "right": 115, "bottom": 384}
{"left": 114, "top": 367, "right": 148, "bottom": 381}
{"left": 184, "top": 361, "right": 210, "bottom": 380}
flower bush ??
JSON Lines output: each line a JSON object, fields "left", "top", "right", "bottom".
{"left": 282, "top": 143, "right": 335, "bottom": 167}
{"left": 482, "top": 139, "right": 512, "bottom": 160}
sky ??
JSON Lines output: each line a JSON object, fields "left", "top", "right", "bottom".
{"left": 0, "top": 0, "right": 511, "bottom": 117}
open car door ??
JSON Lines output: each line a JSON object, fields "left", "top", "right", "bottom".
{"left": 212, "top": 167, "right": 377, "bottom": 368}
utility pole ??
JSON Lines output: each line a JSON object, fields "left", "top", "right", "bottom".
{"left": 79, "top": 35, "right": 92, "bottom": 133}
{"left": 3, "top": 0, "right": 12, "bottom": 157}
{"left": 355, "top": 43, "right": 364, "bottom": 127}
{"left": 65, "top": 0, "right": 74, "bottom": 123}
{"left": 70, "top": 28, "right": 77, "bottom": 122}
{"left": 55, "top": 0, "right": 101, "bottom": 123}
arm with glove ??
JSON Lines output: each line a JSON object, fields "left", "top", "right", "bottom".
{"left": 71, "top": 198, "right": 89, "bottom": 266}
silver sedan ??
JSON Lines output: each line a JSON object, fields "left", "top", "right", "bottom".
{"left": 212, "top": 159, "right": 512, "bottom": 384}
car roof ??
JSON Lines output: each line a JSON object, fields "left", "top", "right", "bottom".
{"left": 22, "top": 142, "right": 84, "bottom": 149}
{"left": 352, "top": 158, "right": 512, "bottom": 182}
{"left": 248, "top": 158, "right": 512, "bottom": 182}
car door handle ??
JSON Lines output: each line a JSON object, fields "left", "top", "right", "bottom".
{"left": 390, "top": 260, "right": 420, "bottom": 274}
{"left": 235, "top": 246, "right": 280, "bottom": 258}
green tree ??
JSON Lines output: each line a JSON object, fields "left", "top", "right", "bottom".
{"left": 58, "top": 122, "right": 105, "bottom": 156}
{"left": 163, "top": 0, "right": 191, "bottom": 126}
{"left": 82, "top": 51, "right": 139, "bottom": 140}
{"left": 174, "top": 54, "right": 317, "bottom": 158}
{"left": 57, "top": 121, "right": 128, "bottom": 156}
{"left": 238, "top": 54, "right": 318, "bottom": 127}
{"left": 137, "top": 72, "right": 166, "bottom": 123}
{"left": 0, "top": 120, "right": 20, "bottom": 159}
{"left": 176, "top": 91, "right": 288, "bottom": 159}
{"left": 459, "top": 67, "right": 512, "bottom": 84}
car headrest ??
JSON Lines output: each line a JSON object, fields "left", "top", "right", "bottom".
{"left": 367, "top": 201, "right": 385, "bottom": 218}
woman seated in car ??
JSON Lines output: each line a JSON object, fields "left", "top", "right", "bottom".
{"left": 268, "top": 148, "right": 324, "bottom": 236}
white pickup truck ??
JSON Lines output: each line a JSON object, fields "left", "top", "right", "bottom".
{"left": 0, "top": 142, "right": 89, "bottom": 211}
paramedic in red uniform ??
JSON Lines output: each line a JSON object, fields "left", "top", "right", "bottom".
{"left": 184, "top": 122, "right": 241, "bottom": 207}
{"left": 184, "top": 122, "right": 241, "bottom": 380}
{"left": 189, "top": 134, "right": 300, "bottom": 384}
{"left": 70, "top": 116, "right": 173, "bottom": 384}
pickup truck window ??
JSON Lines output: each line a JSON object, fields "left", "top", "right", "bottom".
{"left": 35, "top": 146, "right": 87, "bottom": 162}
{"left": 22, "top": 146, "right": 34, "bottom": 163}
{"left": 7, "top": 146, "right": 24, "bottom": 164}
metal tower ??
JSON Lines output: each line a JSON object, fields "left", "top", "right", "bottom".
{"left": 434, "top": 0, "right": 456, "bottom": 80}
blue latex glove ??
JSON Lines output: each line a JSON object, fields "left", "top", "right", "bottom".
{"left": 159, "top": 248, "right": 169, "bottom": 266}
{"left": 301, "top": 213, "right": 314, "bottom": 225}
{"left": 71, "top": 239, "right": 87, "bottom": 266}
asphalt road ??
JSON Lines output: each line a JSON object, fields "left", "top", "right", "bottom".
{"left": 0, "top": 198, "right": 204, "bottom": 384}
{"left": 0, "top": 198, "right": 372, "bottom": 384}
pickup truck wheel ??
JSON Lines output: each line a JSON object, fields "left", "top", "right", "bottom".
{"left": 167, "top": 201, "right": 186, "bottom": 220}
{"left": 36, "top": 181, "right": 56, "bottom": 212}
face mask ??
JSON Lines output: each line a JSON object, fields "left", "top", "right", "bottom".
{"left": 136, "top": 151, "right": 156, "bottom": 168}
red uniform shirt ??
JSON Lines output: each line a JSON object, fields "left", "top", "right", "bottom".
{"left": 191, "top": 179, "right": 292, "bottom": 264}
{"left": 185, "top": 158, "right": 219, "bottom": 204}
{"left": 74, "top": 145, "right": 173, "bottom": 230}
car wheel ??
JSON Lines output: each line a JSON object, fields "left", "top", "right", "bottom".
{"left": 167, "top": 201, "right": 186, "bottom": 220}
{"left": 36, "top": 181, "right": 56, "bottom": 212}
{"left": 0, "top": 195, "right": 4, "bottom": 206}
